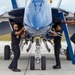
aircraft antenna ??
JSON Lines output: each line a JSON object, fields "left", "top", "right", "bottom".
{"left": 58, "top": 0, "right": 62, "bottom": 11}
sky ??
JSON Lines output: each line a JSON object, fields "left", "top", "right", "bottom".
{"left": 0, "top": 0, "right": 75, "bottom": 15}
{"left": 52, "top": 0, "right": 75, "bottom": 13}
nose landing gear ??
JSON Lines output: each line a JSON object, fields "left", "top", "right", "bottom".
{"left": 30, "top": 36, "right": 46, "bottom": 70}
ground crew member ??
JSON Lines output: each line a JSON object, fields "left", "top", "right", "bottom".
{"left": 62, "top": 17, "right": 75, "bottom": 44}
{"left": 8, "top": 23, "right": 25, "bottom": 72}
{"left": 52, "top": 17, "right": 63, "bottom": 69}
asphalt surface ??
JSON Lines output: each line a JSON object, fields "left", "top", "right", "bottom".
{"left": 0, "top": 41, "right": 75, "bottom": 75}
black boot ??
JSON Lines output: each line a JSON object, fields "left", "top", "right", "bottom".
{"left": 52, "top": 65, "right": 61, "bottom": 69}
{"left": 8, "top": 66, "right": 13, "bottom": 70}
{"left": 12, "top": 68, "right": 21, "bottom": 72}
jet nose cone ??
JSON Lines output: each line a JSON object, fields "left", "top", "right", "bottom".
{"left": 24, "top": 0, "right": 52, "bottom": 30}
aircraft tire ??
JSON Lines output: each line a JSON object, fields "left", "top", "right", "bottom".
{"left": 30, "top": 56, "right": 35, "bottom": 70}
{"left": 4, "top": 45, "right": 10, "bottom": 60}
{"left": 66, "top": 47, "right": 71, "bottom": 60}
{"left": 41, "top": 56, "right": 46, "bottom": 70}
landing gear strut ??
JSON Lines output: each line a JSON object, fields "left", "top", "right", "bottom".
{"left": 30, "top": 36, "right": 46, "bottom": 70}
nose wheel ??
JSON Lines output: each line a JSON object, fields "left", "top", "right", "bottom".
{"left": 30, "top": 36, "right": 46, "bottom": 70}
{"left": 41, "top": 56, "right": 46, "bottom": 70}
{"left": 30, "top": 56, "right": 35, "bottom": 70}
{"left": 30, "top": 56, "right": 46, "bottom": 70}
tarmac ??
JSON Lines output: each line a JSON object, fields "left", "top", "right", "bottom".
{"left": 0, "top": 41, "right": 75, "bottom": 75}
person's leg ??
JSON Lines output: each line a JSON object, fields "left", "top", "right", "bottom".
{"left": 8, "top": 45, "right": 15, "bottom": 68}
{"left": 9, "top": 45, "right": 20, "bottom": 69}
{"left": 70, "top": 33, "right": 75, "bottom": 44}
{"left": 53, "top": 37, "right": 61, "bottom": 69}
{"left": 54, "top": 43, "right": 61, "bottom": 66}
{"left": 12, "top": 45, "right": 20, "bottom": 69}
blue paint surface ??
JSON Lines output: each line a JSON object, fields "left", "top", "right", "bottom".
{"left": 59, "top": 12, "right": 75, "bottom": 64}
{"left": 11, "top": 0, "right": 18, "bottom": 9}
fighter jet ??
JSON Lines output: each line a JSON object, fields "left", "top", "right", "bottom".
{"left": 0, "top": 0, "right": 75, "bottom": 70}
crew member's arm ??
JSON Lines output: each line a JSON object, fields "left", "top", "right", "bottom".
{"left": 15, "top": 27, "right": 25, "bottom": 35}
{"left": 50, "top": 25, "right": 62, "bottom": 37}
{"left": 50, "top": 28, "right": 58, "bottom": 37}
{"left": 62, "top": 20, "right": 75, "bottom": 26}
{"left": 21, "top": 31, "right": 26, "bottom": 38}
{"left": 51, "top": 32, "right": 58, "bottom": 37}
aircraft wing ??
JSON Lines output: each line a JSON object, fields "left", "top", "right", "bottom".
{"left": 0, "top": 0, "right": 27, "bottom": 35}
{"left": 0, "top": 21, "right": 11, "bottom": 35}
